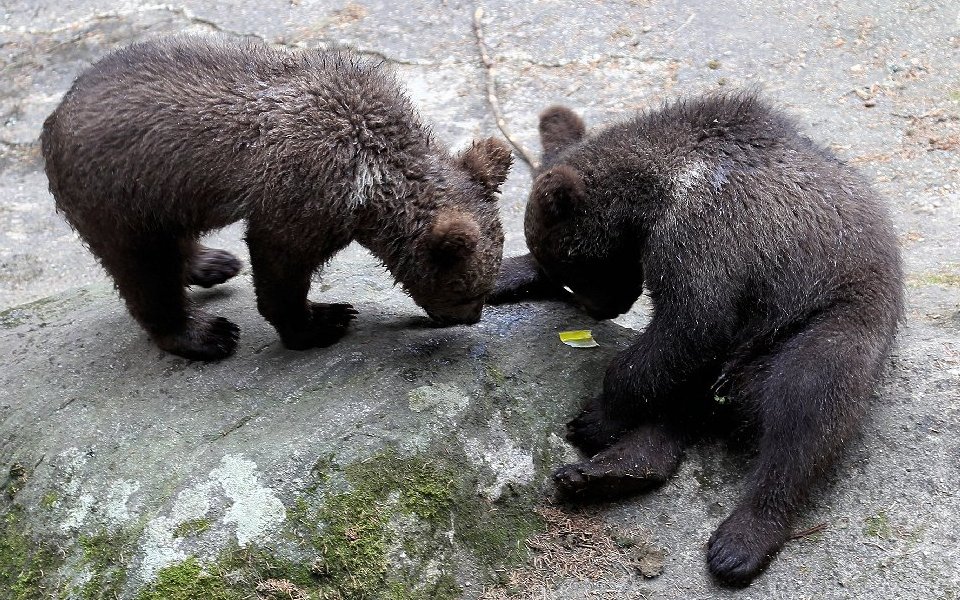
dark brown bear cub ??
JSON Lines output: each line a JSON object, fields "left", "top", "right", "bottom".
{"left": 492, "top": 93, "right": 903, "bottom": 585}
{"left": 41, "top": 36, "right": 512, "bottom": 361}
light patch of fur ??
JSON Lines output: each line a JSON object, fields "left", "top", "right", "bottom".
{"left": 349, "top": 156, "right": 386, "bottom": 209}
{"left": 671, "top": 159, "right": 709, "bottom": 200}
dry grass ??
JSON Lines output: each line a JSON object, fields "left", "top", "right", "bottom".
{"left": 255, "top": 578, "right": 311, "bottom": 600}
{"left": 479, "top": 505, "right": 665, "bottom": 599}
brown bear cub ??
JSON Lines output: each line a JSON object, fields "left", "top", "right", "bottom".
{"left": 491, "top": 93, "right": 903, "bottom": 585}
{"left": 41, "top": 36, "right": 512, "bottom": 360}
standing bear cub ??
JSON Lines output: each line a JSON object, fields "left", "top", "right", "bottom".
{"left": 492, "top": 93, "right": 903, "bottom": 585}
{"left": 42, "top": 36, "right": 512, "bottom": 360}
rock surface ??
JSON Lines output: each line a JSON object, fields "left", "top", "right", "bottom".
{"left": 2, "top": 1, "right": 959, "bottom": 599}
{"left": 1, "top": 283, "right": 637, "bottom": 598}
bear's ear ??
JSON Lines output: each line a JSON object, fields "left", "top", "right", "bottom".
{"left": 531, "top": 165, "right": 585, "bottom": 222}
{"left": 539, "top": 105, "right": 585, "bottom": 164}
{"left": 428, "top": 211, "right": 480, "bottom": 264}
{"left": 458, "top": 137, "right": 513, "bottom": 195}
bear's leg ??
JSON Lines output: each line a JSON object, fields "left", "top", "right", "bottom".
{"left": 553, "top": 423, "right": 685, "bottom": 498}
{"left": 246, "top": 227, "right": 357, "bottom": 350}
{"left": 567, "top": 314, "right": 722, "bottom": 455}
{"left": 186, "top": 242, "right": 242, "bottom": 288}
{"left": 487, "top": 253, "right": 569, "bottom": 304}
{"left": 706, "top": 310, "right": 881, "bottom": 586}
{"left": 92, "top": 233, "right": 240, "bottom": 360}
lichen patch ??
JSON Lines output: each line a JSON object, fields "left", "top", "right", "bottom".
{"left": 407, "top": 382, "right": 471, "bottom": 418}
{"left": 138, "top": 455, "right": 285, "bottom": 580}
{"left": 462, "top": 412, "right": 535, "bottom": 500}
{"left": 103, "top": 479, "right": 141, "bottom": 523}
{"left": 209, "top": 455, "right": 286, "bottom": 547}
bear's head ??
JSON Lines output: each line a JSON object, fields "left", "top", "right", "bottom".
{"left": 402, "top": 137, "right": 512, "bottom": 325}
{"left": 523, "top": 163, "right": 644, "bottom": 320}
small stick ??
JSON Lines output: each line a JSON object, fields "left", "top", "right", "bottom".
{"left": 472, "top": 6, "right": 540, "bottom": 170}
{"left": 669, "top": 12, "right": 696, "bottom": 36}
{"left": 789, "top": 522, "right": 828, "bottom": 540}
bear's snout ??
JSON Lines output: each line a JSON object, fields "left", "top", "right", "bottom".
{"left": 426, "top": 301, "right": 484, "bottom": 326}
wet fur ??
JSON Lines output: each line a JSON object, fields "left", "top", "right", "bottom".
{"left": 42, "top": 36, "right": 512, "bottom": 360}
{"left": 491, "top": 93, "right": 903, "bottom": 585}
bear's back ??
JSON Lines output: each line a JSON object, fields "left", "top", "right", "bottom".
{"left": 41, "top": 37, "right": 425, "bottom": 230}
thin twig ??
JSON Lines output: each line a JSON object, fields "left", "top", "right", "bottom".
{"left": 789, "top": 521, "right": 828, "bottom": 540}
{"left": 472, "top": 6, "right": 539, "bottom": 170}
{"left": 668, "top": 12, "right": 696, "bottom": 36}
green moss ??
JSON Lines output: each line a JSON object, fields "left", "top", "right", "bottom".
{"left": 40, "top": 492, "right": 58, "bottom": 510}
{"left": 217, "top": 547, "right": 319, "bottom": 592}
{"left": 454, "top": 489, "right": 543, "bottom": 574}
{"left": 116, "top": 449, "right": 549, "bottom": 600}
{"left": 485, "top": 364, "right": 507, "bottom": 386}
{"left": 0, "top": 507, "right": 64, "bottom": 600}
{"left": 291, "top": 452, "right": 459, "bottom": 598}
{"left": 909, "top": 270, "right": 960, "bottom": 287}
{"left": 78, "top": 528, "right": 139, "bottom": 600}
{"left": 0, "top": 294, "right": 71, "bottom": 328}
{"left": 173, "top": 518, "right": 211, "bottom": 538}
{"left": 863, "top": 512, "right": 893, "bottom": 539}
{"left": 137, "top": 557, "right": 241, "bottom": 600}
{"left": 4, "top": 464, "right": 27, "bottom": 501}
{"left": 707, "top": 59, "right": 721, "bottom": 69}
{"left": 0, "top": 303, "right": 47, "bottom": 329}
{"left": 0, "top": 288, "right": 109, "bottom": 329}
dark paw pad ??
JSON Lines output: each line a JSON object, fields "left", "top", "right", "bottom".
{"left": 707, "top": 512, "right": 787, "bottom": 587}
{"left": 156, "top": 315, "right": 240, "bottom": 361}
{"left": 281, "top": 303, "right": 358, "bottom": 350}
{"left": 188, "top": 248, "right": 242, "bottom": 288}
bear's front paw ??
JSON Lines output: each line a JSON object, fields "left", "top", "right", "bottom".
{"left": 188, "top": 248, "right": 242, "bottom": 288}
{"left": 281, "top": 302, "right": 358, "bottom": 350}
{"left": 566, "top": 398, "right": 629, "bottom": 456}
{"left": 487, "top": 254, "right": 566, "bottom": 305}
{"left": 155, "top": 314, "right": 240, "bottom": 361}
{"left": 707, "top": 508, "right": 789, "bottom": 587}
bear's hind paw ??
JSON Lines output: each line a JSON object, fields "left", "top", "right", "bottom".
{"left": 155, "top": 314, "right": 240, "bottom": 361}
{"left": 566, "top": 401, "right": 628, "bottom": 456}
{"left": 553, "top": 460, "right": 662, "bottom": 501}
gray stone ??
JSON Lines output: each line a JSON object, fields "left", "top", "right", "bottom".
{"left": 1, "top": 0, "right": 959, "bottom": 598}
{"left": 2, "top": 282, "right": 634, "bottom": 598}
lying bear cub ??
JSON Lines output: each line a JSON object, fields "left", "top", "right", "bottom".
{"left": 491, "top": 92, "right": 903, "bottom": 585}
{"left": 42, "top": 36, "right": 512, "bottom": 360}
